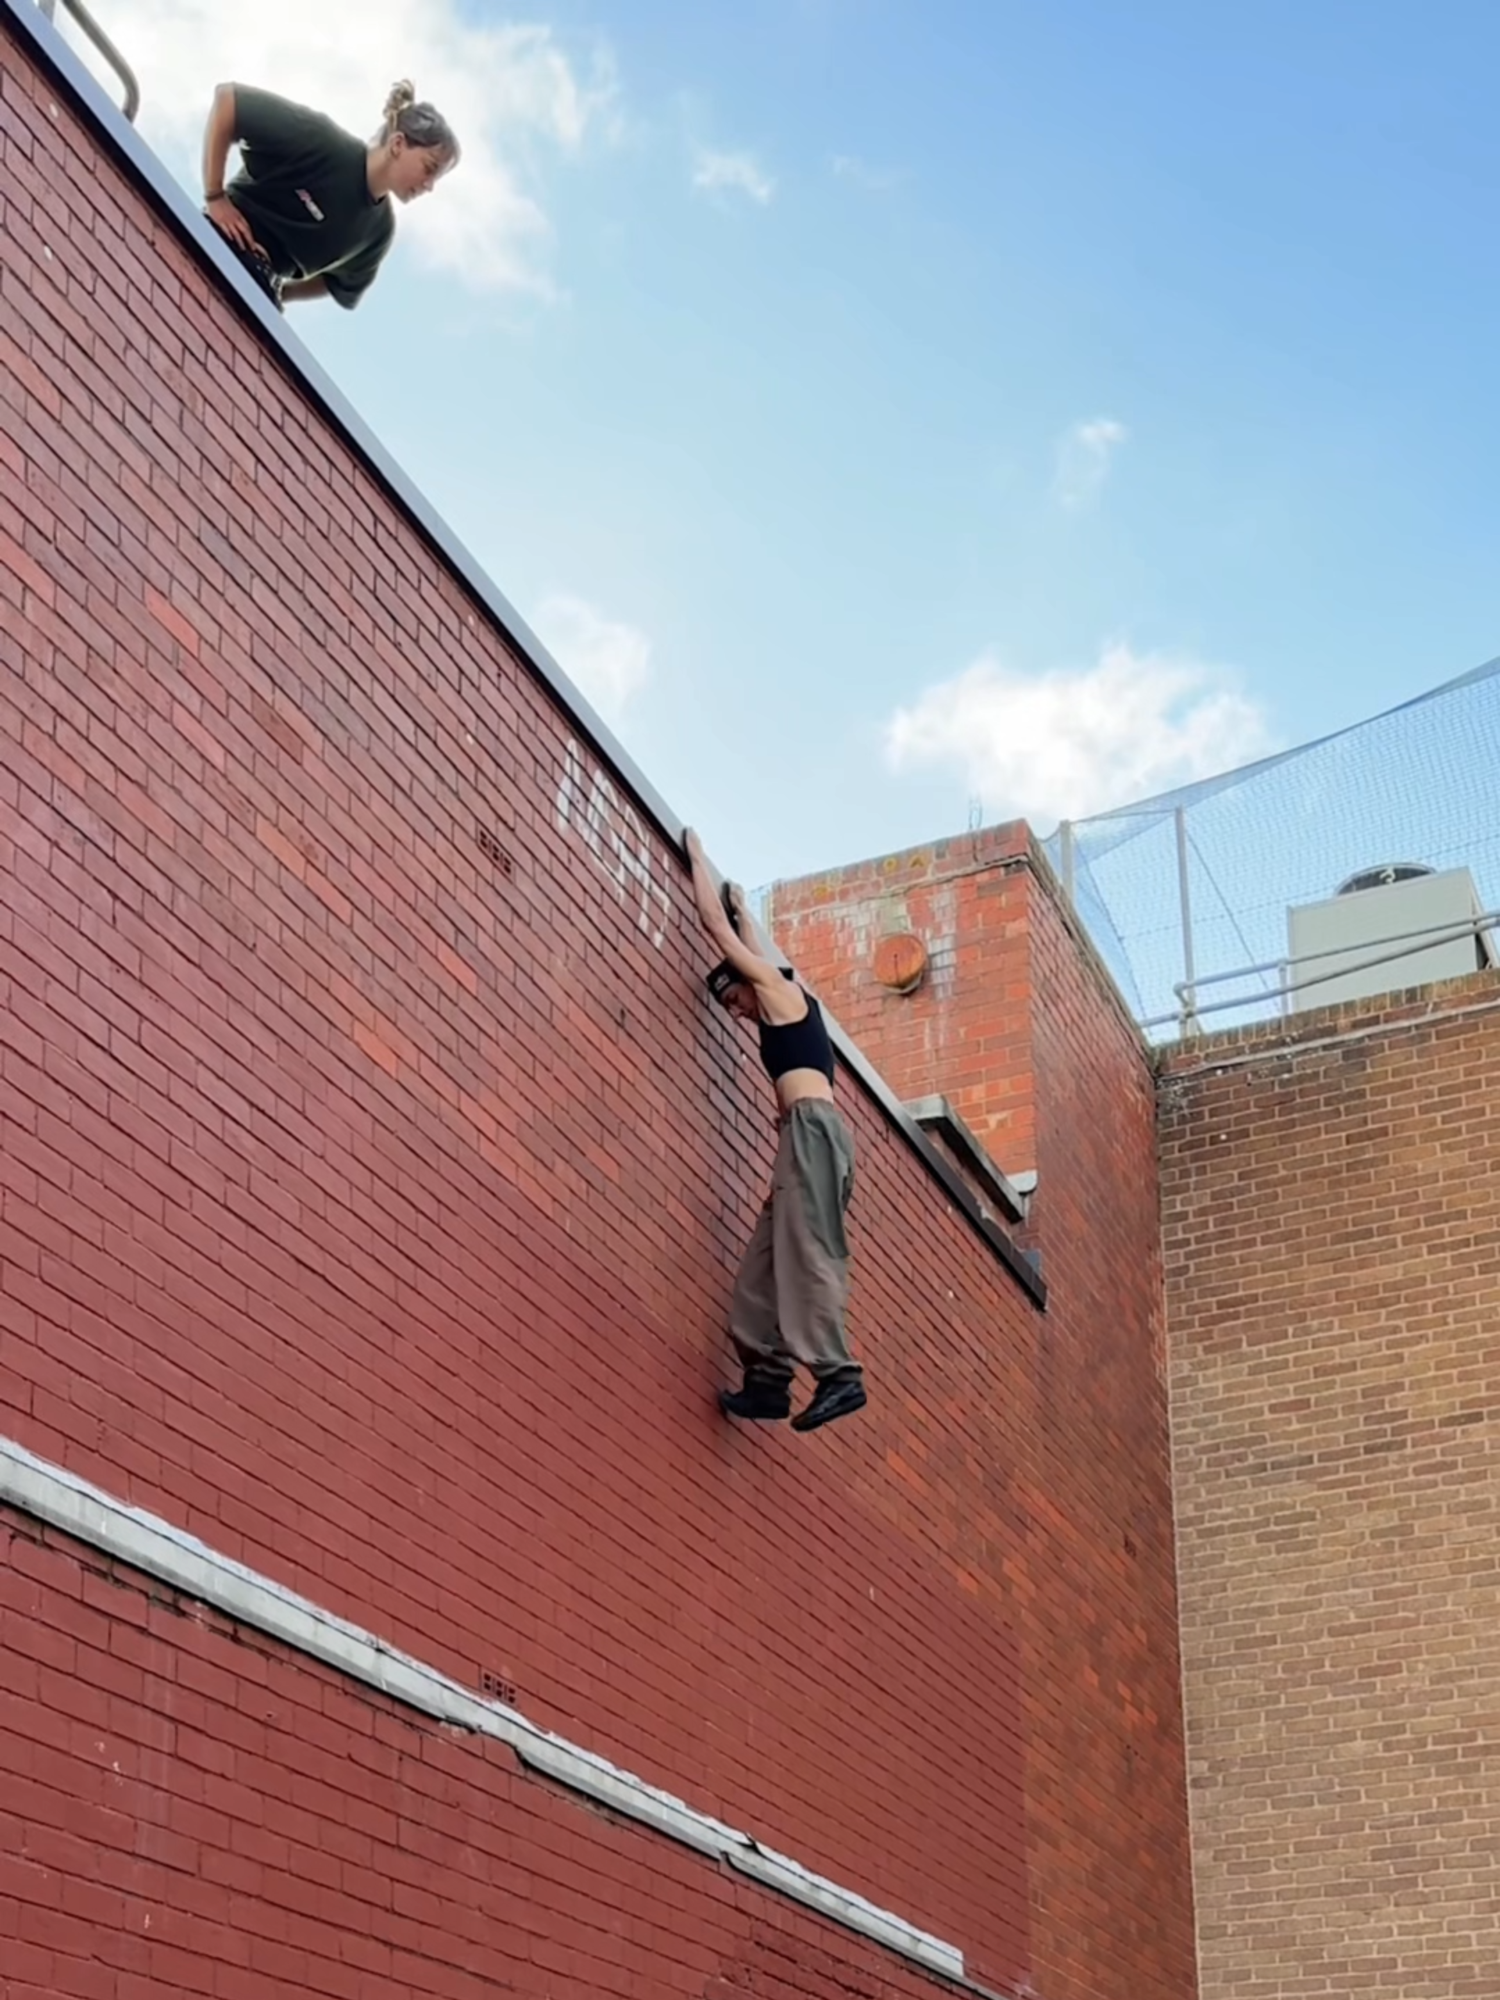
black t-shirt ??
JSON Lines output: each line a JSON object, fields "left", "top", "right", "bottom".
{"left": 226, "top": 87, "right": 395, "bottom": 309}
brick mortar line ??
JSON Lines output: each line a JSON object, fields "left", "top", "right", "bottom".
{"left": 1157, "top": 988, "right": 1500, "bottom": 1086}
{"left": 1163, "top": 1271, "right": 1217, "bottom": 2000}
{"left": 774, "top": 840, "right": 1152, "bottom": 1064}
{"left": 772, "top": 852, "right": 1032, "bottom": 920}
{"left": 0, "top": 1428, "right": 997, "bottom": 1987}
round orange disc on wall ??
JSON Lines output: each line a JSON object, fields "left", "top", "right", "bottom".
{"left": 873, "top": 931, "right": 928, "bottom": 993}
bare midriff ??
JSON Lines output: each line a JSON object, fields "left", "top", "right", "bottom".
{"left": 774, "top": 1069, "right": 836, "bottom": 1113}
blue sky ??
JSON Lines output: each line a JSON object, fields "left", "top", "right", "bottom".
{"left": 66, "top": 0, "right": 1500, "bottom": 891}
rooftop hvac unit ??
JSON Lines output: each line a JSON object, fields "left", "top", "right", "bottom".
{"left": 1337, "top": 862, "right": 1434, "bottom": 894}
{"left": 1285, "top": 865, "right": 1497, "bottom": 1014}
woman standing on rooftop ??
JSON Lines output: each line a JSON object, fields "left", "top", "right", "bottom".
{"left": 200, "top": 79, "right": 459, "bottom": 310}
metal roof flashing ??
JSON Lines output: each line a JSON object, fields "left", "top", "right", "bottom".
{"left": 906, "top": 1097, "right": 1031, "bottom": 1223}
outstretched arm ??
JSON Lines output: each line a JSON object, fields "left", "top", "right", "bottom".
{"left": 722, "top": 879, "right": 773, "bottom": 959}
{"left": 683, "top": 830, "right": 781, "bottom": 989}
{"left": 202, "top": 85, "right": 266, "bottom": 255}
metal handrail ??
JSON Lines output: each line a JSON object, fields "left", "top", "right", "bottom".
{"left": 36, "top": 0, "right": 139, "bottom": 121}
{"left": 1182, "top": 909, "right": 1500, "bottom": 998}
{"left": 1144, "top": 910, "right": 1500, "bottom": 1031}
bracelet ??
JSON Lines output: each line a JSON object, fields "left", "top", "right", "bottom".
{"left": 204, "top": 189, "right": 225, "bottom": 202}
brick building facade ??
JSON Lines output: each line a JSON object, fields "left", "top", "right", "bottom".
{"left": 771, "top": 838, "right": 1500, "bottom": 1999}
{"left": 1159, "top": 979, "right": 1500, "bottom": 2000}
{"left": 0, "top": 9, "right": 1196, "bottom": 1998}
{"left": 21, "top": 5, "right": 1493, "bottom": 1994}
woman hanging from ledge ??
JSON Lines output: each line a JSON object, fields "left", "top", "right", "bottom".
{"left": 200, "top": 80, "right": 460, "bottom": 310}
{"left": 683, "top": 829, "right": 868, "bottom": 1434}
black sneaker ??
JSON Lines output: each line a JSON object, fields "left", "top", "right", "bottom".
{"left": 719, "top": 1380, "right": 791, "bottom": 1422}
{"left": 791, "top": 1373, "right": 867, "bottom": 1433}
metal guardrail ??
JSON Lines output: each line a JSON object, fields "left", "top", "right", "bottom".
{"left": 36, "top": 0, "right": 139, "bottom": 121}
{"left": 1146, "top": 910, "right": 1500, "bottom": 1033}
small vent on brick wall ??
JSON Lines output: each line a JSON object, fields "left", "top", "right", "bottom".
{"left": 476, "top": 827, "right": 513, "bottom": 875}
{"left": 480, "top": 1668, "right": 518, "bottom": 1706}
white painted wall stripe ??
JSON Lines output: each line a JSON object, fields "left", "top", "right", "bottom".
{"left": 0, "top": 1432, "right": 965, "bottom": 1982}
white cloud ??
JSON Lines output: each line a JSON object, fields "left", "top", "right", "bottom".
{"left": 533, "top": 595, "right": 651, "bottom": 724}
{"left": 57, "top": 0, "right": 618, "bottom": 294}
{"left": 885, "top": 643, "right": 1275, "bottom": 828}
{"left": 1053, "top": 417, "right": 1129, "bottom": 509}
{"left": 692, "top": 148, "right": 775, "bottom": 205}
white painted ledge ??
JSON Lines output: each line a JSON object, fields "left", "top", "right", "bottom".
{"left": 0, "top": 1432, "right": 965, "bottom": 1983}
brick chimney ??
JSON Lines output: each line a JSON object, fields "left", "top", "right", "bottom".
{"left": 767, "top": 821, "right": 1040, "bottom": 1174}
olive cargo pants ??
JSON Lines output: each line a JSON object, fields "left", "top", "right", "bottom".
{"left": 729, "top": 1100, "right": 860, "bottom": 1384}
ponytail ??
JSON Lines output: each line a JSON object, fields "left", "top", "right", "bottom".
{"left": 381, "top": 80, "right": 415, "bottom": 134}
{"left": 373, "top": 79, "right": 459, "bottom": 163}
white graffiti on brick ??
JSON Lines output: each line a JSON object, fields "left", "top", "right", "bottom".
{"left": 556, "top": 738, "right": 671, "bottom": 947}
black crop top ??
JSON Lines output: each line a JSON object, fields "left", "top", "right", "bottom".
{"left": 758, "top": 984, "right": 835, "bottom": 1085}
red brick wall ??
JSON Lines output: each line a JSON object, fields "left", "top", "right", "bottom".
{"left": 772, "top": 841, "right": 1197, "bottom": 1995}
{"left": 1, "top": 17, "right": 1193, "bottom": 1997}
{"left": 0, "top": 1505, "right": 982, "bottom": 2000}
{"left": 1159, "top": 974, "right": 1500, "bottom": 2000}
{"left": 1020, "top": 871, "right": 1190, "bottom": 1993}
{"left": 767, "top": 827, "right": 1037, "bottom": 1172}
